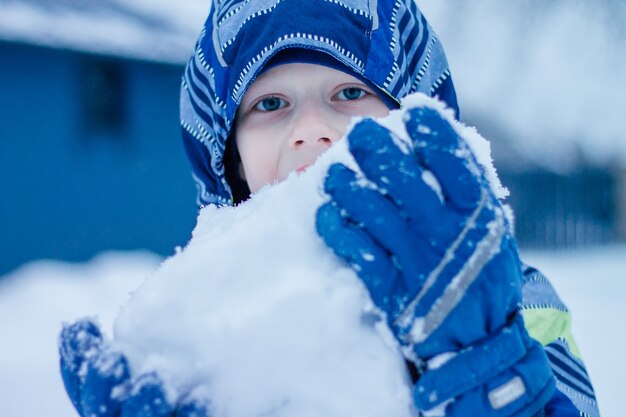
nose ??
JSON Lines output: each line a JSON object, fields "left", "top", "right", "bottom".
{"left": 292, "top": 136, "right": 333, "bottom": 147}
{"left": 289, "top": 106, "right": 341, "bottom": 149}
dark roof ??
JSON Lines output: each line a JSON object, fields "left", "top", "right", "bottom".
{"left": 0, "top": 0, "right": 209, "bottom": 63}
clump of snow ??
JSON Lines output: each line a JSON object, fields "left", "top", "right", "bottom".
{"left": 112, "top": 94, "right": 503, "bottom": 417}
{"left": 114, "top": 138, "right": 413, "bottom": 417}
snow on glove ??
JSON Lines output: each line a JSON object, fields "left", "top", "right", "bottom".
{"left": 316, "top": 106, "right": 555, "bottom": 417}
{"left": 59, "top": 319, "right": 212, "bottom": 417}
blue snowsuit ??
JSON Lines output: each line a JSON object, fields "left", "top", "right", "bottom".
{"left": 177, "top": 1, "right": 599, "bottom": 416}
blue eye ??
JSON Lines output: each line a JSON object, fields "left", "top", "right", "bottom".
{"left": 336, "top": 87, "right": 366, "bottom": 101}
{"left": 254, "top": 97, "right": 287, "bottom": 111}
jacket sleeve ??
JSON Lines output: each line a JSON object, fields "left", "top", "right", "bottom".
{"left": 520, "top": 265, "right": 600, "bottom": 417}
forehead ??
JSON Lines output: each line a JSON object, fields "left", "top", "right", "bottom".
{"left": 246, "top": 63, "right": 362, "bottom": 92}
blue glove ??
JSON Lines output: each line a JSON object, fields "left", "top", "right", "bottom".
{"left": 59, "top": 319, "right": 212, "bottom": 417}
{"left": 316, "top": 107, "right": 555, "bottom": 417}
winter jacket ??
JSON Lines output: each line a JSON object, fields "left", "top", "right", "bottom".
{"left": 179, "top": 1, "right": 599, "bottom": 415}
{"left": 521, "top": 266, "right": 599, "bottom": 417}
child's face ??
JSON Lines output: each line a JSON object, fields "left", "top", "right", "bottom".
{"left": 235, "top": 63, "right": 390, "bottom": 192}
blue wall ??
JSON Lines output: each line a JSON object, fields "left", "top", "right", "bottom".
{"left": 0, "top": 41, "right": 198, "bottom": 275}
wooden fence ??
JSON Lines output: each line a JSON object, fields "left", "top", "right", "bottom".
{"left": 499, "top": 168, "right": 620, "bottom": 248}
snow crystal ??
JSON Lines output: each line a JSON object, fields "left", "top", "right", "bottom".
{"left": 421, "top": 170, "right": 443, "bottom": 203}
{"left": 409, "top": 317, "right": 426, "bottom": 343}
{"left": 426, "top": 352, "right": 457, "bottom": 371}
{"left": 422, "top": 399, "right": 452, "bottom": 417}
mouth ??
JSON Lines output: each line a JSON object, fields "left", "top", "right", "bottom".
{"left": 296, "top": 164, "right": 311, "bottom": 174}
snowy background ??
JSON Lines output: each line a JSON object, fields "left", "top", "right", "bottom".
{"left": 419, "top": 0, "right": 626, "bottom": 171}
{"left": 1, "top": 0, "right": 625, "bottom": 416}
{"left": 1, "top": 246, "right": 623, "bottom": 417}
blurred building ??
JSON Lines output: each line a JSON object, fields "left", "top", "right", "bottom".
{"left": 0, "top": 0, "right": 206, "bottom": 275}
{"left": 1, "top": 1, "right": 623, "bottom": 276}
{"left": 489, "top": 130, "right": 621, "bottom": 249}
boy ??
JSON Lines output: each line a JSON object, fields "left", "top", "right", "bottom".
{"left": 59, "top": 1, "right": 599, "bottom": 416}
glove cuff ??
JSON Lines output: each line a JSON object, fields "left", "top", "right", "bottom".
{"left": 413, "top": 313, "right": 555, "bottom": 416}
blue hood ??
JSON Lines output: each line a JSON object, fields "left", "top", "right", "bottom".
{"left": 180, "top": 0, "right": 459, "bottom": 206}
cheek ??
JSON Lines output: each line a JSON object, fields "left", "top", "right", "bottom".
{"left": 235, "top": 128, "right": 280, "bottom": 193}
{"left": 335, "top": 98, "right": 391, "bottom": 122}
{"left": 372, "top": 102, "right": 392, "bottom": 118}
{"left": 361, "top": 98, "right": 392, "bottom": 118}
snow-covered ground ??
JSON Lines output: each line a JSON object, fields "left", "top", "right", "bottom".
{"left": 0, "top": 245, "right": 623, "bottom": 417}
